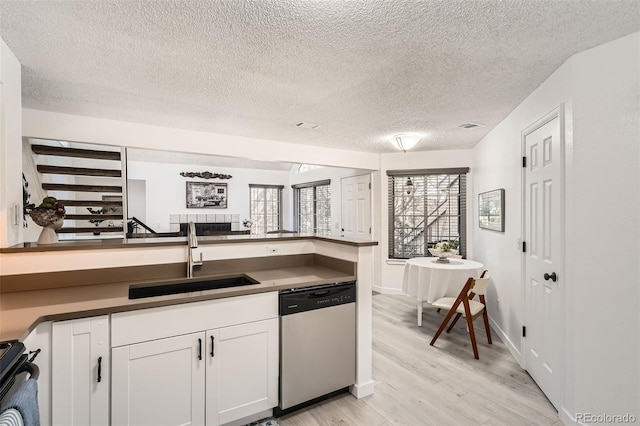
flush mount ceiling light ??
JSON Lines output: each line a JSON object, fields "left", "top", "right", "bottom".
{"left": 390, "top": 134, "right": 421, "bottom": 152}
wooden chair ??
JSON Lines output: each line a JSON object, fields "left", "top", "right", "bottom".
{"left": 429, "top": 271, "right": 491, "bottom": 359}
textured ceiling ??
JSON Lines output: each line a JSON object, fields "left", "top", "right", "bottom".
{"left": 1, "top": 1, "right": 639, "bottom": 154}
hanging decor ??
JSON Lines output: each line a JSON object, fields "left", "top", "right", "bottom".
{"left": 179, "top": 171, "right": 232, "bottom": 180}
{"left": 478, "top": 188, "right": 505, "bottom": 232}
{"left": 186, "top": 181, "right": 228, "bottom": 209}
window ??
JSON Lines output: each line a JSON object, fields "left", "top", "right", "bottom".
{"left": 249, "top": 184, "right": 283, "bottom": 234}
{"left": 293, "top": 180, "right": 331, "bottom": 235}
{"left": 388, "top": 168, "right": 468, "bottom": 259}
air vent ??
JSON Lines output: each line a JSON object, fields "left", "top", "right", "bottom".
{"left": 295, "top": 122, "right": 321, "bottom": 129}
{"left": 459, "top": 122, "right": 484, "bottom": 129}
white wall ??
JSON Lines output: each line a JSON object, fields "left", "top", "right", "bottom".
{"left": 472, "top": 32, "right": 639, "bottom": 422}
{"left": 21, "top": 109, "right": 379, "bottom": 171}
{"left": 374, "top": 149, "right": 474, "bottom": 294}
{"left": 566, "top": 33, "right": 639, "bottom": 421}
{"left": 127, "top": 179, "right": 146, "bottom": 223}
{"left": 0, "top": 38, "right": 23, "bottom": 247}
{"left": 472, "top": 62, "right": 572, "bottom": 360}
{"left": 127, "top": 160, "right": 291, "bottom": 232}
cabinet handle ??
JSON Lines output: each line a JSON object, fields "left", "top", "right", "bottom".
{"left": 210, "top": 336, "right": 215, "bottom": 357}
{"left": 198, "top": 338, "right": 202, "bottom": 360}
{"left": 97, "top": 356, "right": 102, "bottom": 383}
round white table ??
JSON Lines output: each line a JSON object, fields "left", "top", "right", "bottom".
{"left": 402, "top": 257, "right": 484, "bottom": 326}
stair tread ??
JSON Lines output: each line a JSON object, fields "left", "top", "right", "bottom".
{"left": 37, "top": 165, "right": 121, "bottom": 177}
{"left": 42, "top": 183, "right": 122, "bottom": 193}
{"left": 65, "top": 214, "right": 123, "bottom": 220}
{"left": 57, "top": 227, "right": 124, "bottom": 233}
{"left": 56, "top": 200, "right": 122, "bottom": 206}
{"left": 31, "top": 144, "right": 121, "bottom": 161}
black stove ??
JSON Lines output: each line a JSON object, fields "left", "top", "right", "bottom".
{"left": 0, "top": 341, "right": 27, "bottom": 401}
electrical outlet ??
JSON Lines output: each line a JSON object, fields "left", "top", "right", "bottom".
{"left": 267, "top": 246, "right": 279, "bottom": 255}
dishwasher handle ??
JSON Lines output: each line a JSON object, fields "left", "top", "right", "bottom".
{"left": 308, "top": 290, "right": 330, "bottom": 297}
{"left": 279, "top": 282, "right": 356, "bottom": 316}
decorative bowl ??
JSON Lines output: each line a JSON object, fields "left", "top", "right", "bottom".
{"left": 428, "top": 248, "right": 459, "bottom": 263}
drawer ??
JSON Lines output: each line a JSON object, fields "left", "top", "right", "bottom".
{"left": 111, "top": 292, "right": 278, "bottom": 347}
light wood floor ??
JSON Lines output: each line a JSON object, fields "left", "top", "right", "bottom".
{"left": 277, "top": 293, "right": 561, "bottom": 426}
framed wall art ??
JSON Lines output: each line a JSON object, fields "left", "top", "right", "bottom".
{"left": 478, "top": 188, "right": 505, "bottom": 232}
{"left": 186, "top": 181, "right": 228, "bottom": 209}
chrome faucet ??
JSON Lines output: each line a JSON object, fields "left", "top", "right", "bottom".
{"left": 187, "top": 221, "right": 203, "bottom": 278}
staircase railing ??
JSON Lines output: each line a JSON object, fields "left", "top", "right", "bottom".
{"left": 127, "top": 216, "right": 157, "bottom": 235}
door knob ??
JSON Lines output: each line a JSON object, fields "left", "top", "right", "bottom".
{"left": 544, "top": 272, "right": 557, "bottom": 282}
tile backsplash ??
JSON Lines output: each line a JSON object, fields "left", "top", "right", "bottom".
{"left": 169, "top": 214, "right": 240, "bottom": 232}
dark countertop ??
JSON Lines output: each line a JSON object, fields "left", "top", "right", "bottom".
{"left": 0, "top": 262, "right": 356, "bottom": 342}
{"left": 1, "top": 233, "right": 378, "bottom": 253}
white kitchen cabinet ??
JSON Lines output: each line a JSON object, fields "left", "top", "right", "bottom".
{"left": 111, "top": 319, "right": 278, "bottom": 426}
{"left": 110, "top": 292, "right": 279, "bottom": 426}
{"left": 51, "top": 315, "right": 110, "bottom": 426}
{"left": 111, "top": 332, "right": 206, "bottom": 426}
{"left": 207, "top": 318, "right": 278, "bottom": 425}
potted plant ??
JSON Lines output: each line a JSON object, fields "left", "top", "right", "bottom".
{"left": 24, "top": 196, "right": 66, "bottom": 244}
{"left": 127, "top": 219, "right": 141, "bottom": 237}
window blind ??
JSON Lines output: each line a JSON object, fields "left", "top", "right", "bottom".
{"left": 387, "top": 170, "right": 467, "bottom": 259}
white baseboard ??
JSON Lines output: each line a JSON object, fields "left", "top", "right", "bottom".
{"left": 488, "top": 316, "right": 522, "bottom": 365}
{"left": 350, "top": 380, "right": 375, "bottom": 398}
{"left": 372, "top": 284, "right": 404, "bottom": 295}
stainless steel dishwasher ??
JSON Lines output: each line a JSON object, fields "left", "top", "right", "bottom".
{"left": 277, "top": 281, "right": 356, "bottom": 415}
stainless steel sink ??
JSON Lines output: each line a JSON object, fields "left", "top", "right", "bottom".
{"left": 128, "top": 274, "right": 259, "bottom": 299}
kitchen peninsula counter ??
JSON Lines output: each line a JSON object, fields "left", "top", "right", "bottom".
{"left": 1, "top": 233, "right": 377, "bottom": 253}
{"left": 0, "top": 233, "right": 377, "bottom": 404}
{"left": 0, "top": 253, "right": 357, "bottom": 342}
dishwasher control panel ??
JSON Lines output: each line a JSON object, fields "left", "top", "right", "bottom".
{"left": 279, "top": 281, "right": 356, "bottom": 315}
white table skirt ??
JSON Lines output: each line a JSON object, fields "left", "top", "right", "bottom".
{"left": 402, "top": 257, "right": 484, "bottom": 302}
{"left": 402, "top": 257, "right": 484, "bottom": 326}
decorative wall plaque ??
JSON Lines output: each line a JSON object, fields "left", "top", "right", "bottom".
{"left": 179, "top": 171, "right": 232, "bottom": 179}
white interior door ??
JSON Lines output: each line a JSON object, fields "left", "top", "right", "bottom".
{"left": 341, "top": 174, "right": 371, "bottom": 239}
{"left": 523, "top": 108, "right": 564, "bottom": 409}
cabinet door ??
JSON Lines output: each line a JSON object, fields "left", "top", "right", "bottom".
{"left": 51, "top": 315, "right": 109, "bottom": 426}
{"left": 112, "top": 333, "right": 205, "bottom": 426}
{"left": 206, "top": 318, "right": 278, "bottom": 426}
